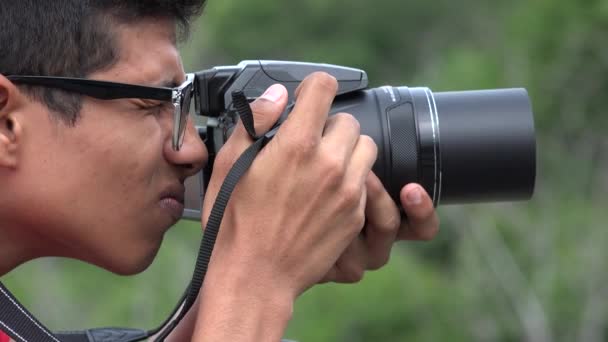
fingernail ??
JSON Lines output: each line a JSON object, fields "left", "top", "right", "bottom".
{"left": 260, "top": 84, "right": 284, "bottom": 103}
{"left": 407, "top": 187, "right": 422, "bottom": 205}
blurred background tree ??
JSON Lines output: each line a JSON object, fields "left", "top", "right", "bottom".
{"left": 3, "top": 0, "right": 608, "bottom": 341}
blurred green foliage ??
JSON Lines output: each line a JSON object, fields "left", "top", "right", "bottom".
{"left": 3, "top": 0, "right": 608, "bottom": 341}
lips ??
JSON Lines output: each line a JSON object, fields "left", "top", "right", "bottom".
{"left": 159, "top": 184, "right": 186, "bottom": 221}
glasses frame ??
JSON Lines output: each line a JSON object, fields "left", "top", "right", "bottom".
{"left": 6, "top": 73, "right": 195, "bottom": 151}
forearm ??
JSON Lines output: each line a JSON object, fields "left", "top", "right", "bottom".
{"left": 191, "top": 265, "right": 294, "bottom": 342}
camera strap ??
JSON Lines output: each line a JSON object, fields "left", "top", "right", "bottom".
{"left": 0, "top": 91, "right": 276, "bottom": 342}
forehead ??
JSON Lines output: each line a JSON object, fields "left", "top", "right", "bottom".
{"left": 93, "top": 18, "right": 185, "bottom": 86}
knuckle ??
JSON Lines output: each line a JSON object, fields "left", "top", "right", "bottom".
{"left": 379, "top": 214, "right": 401, "bottom": 235}
{"left": 368, "top": 254, "right": 391, "bottom": 271}
{"left": 310, "top": 72, "right": 338, "bottom": 93}
{"left": 320, "top": 152, "right": 346, "bottom": 181}
{"left": 333, "top": 113, "right": 360, "bottom": 133}
{"left": 360, "top": 135, "right": 378, "bottom": 157}
{"left": 339, "top": 184, "right": 363, "bottom": 208}
{"left": 361, "top": 134, "right": 377, "bottom": 148}
{"left": 288, "top": 136, "right": 318, "bottom": 158}
{"left": 341, "top": 263, "right": 365, "bottom": 283}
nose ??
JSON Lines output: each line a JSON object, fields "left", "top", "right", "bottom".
{"left": 164, "top": 118, "right": 207, "bottom": 179}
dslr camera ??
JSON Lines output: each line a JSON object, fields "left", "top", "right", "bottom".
{"left": 183, "top": 60, "right": 536, "bottom": 219}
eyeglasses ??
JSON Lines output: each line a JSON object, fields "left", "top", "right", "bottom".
{"left": 6, "top": 73, "right": 195, "bottom": 151}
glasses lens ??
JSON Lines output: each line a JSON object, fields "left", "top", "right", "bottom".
{"left": 177, "top": 84, "right": 193, "bottom": 149}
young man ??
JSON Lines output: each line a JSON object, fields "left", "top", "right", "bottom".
{"left": 0, "top": 1, "right": 439, "bottom": 341}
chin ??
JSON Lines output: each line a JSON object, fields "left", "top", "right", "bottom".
{"left": 101, "top": 241, "right": 163, "bottom": 276}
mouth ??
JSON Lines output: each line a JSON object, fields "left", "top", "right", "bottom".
{"left": 159, "top": 184, "right": 186, "bottom": 221}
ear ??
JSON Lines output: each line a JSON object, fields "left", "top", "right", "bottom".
{"left": 0, "top": 75, "right": 25, "bottom": 169}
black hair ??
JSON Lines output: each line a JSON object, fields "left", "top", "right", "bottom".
{"left": 0, "top": 1, "right": 206, "bottom": 124}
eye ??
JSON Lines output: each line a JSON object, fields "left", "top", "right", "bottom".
{"left": 146, "top": 103, "right": 164, "bottom": 116}
{"left": 141, "top": 102, "right": 171, "bottom": 116}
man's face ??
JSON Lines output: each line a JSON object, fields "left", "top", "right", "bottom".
{"left": 4, "top": 19, "right": 207, "bottom": 274}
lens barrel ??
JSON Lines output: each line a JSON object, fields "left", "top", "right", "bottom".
{"left": 330, "top": 86, "right": 536, "bottom": 206}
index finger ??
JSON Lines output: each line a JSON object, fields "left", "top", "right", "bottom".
{"left": 278, "top": 72, "right": 338, "bottom": 142}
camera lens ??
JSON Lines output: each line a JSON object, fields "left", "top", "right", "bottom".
{"left": 330, "top": 86, "right": 536, "bottom": 206}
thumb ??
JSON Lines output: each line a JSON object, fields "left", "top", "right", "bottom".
{"left": 249, "top": 84, "right": 289, "bottom": 136}
{"left": 202, "top": 84, "right": 288, "bottom": 227}
{"left": 224, "top": 84, "right": 288, "bottom": 154}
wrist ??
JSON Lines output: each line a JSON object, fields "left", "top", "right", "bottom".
{"left": 206, "top": 260, "right": 296, "bottom": 311}
{"left": 208, "top": 242, "right": 301, "bottom": 300}
{"left": 192, "top": 258, "right": 295, "bottom": 341}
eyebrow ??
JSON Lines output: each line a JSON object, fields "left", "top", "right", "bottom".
{"left": 159, "top": 81, "right": 179, "bottom": 88}
{"left": 153, "top": 78, "right": 181, "bottom": 89}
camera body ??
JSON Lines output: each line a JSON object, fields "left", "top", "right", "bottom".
{"left": 184, "top": 60, "right": 373, "bottom": 219}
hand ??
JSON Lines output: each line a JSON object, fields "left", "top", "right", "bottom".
{"left": 191, "top": 74, "right": 437, "bottom": 341}
{"left": 201, "top": 72, "right": 377, "bottom": 298}
{"left": 321, "top": 173, "right": 440, "bottom": 283}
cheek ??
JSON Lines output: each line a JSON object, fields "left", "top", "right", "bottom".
{"left": 18, "top": 107, "right": 172, "bottom": 265}
{"left": 82, "top": 118, "right": 163, "bottom": 201}
{"left": 49, "top": 113, "right": 165, "bottom": 225}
